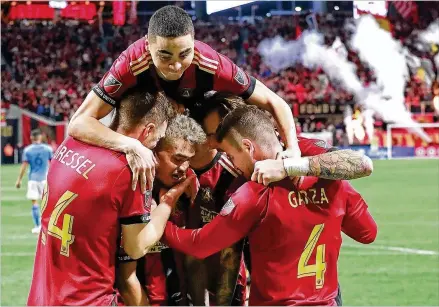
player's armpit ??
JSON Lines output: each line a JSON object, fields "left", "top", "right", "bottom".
{"left": 117, "top": 261, "right": 149, "bottom": 306}
{"left": 307, "top": 149, "right": 373, "bottom": 180}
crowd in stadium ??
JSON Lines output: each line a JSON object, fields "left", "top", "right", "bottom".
{"left": 1, "top": 10, "right": 438, "bottom": 136}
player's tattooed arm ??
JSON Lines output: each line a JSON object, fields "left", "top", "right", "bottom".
{"left": 306, "top": 150, "right": 373, "bottom": 180}
{"left": 252, "top": 149, "right": 373, "bottom": 185}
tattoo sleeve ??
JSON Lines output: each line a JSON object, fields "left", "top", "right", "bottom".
{"left": 307, "top": 150, "right": 373, "bottom": 180}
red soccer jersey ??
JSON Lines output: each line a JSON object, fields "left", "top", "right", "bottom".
{"left": 27, "top": 137, "right": 150, "bottom": 306}
{"left": 164, "top": 178, "right": 377, "bottom": 306}
{"left": 93, "top": 37, "right": 256, "bottom": 107}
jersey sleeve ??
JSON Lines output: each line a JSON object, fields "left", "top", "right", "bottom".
{"left": 341, "top": 181, "right": 377, "bottom": 244}
{"left": 298, "top": 137, "right": 338, "bottom": 157}
{"left": 92, "top": 44, "right": 141, "bottom": 107}
{"left": 111, "top": 167, "right": 151, "bottom": 225}
{"left": 213, "top": 53, "right": 256, "bottom": 99}
{"left": 163, "top": 182, "right": 267, "bottom": 259}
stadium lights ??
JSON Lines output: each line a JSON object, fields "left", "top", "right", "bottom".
{"left": 334, "top": 6, "right": 340, "bottom": 11}
{"left": 49, "top": 1, "right": 67, "bottom": 9}
{"left": 266, "top": 12, "right": 271, "bottom": 17}
{"left": 295, "top": 6, "right": 302, "bottom": 12}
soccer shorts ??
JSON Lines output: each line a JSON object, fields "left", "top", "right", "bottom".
{"left": 27, "top": 180, "right": 46, "bottom": 200}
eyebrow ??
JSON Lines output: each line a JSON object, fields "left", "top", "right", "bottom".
{"left": 157, "top": 48, "right": 192, "bottom": 56}
{"left": 174, "top": 153, "right": 191, "bottom": 160}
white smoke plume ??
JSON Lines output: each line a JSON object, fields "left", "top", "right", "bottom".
{"left": 351, "top": 15, "right": 431, "bottom": 142}
{"left": 257, "top": 16, "right": 431, "bottom": 142}
{"left": 418, "top": 20, "right": 439, "bottom": 45}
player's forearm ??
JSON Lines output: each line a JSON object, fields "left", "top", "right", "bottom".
{"left": 69, "top": 114, "right": 136, "bottom": 154}
{"left": 118, "top": 275, "right": 149, "bottom": 306}
{"left": 17, "top": 163, "right": 27, "bottom": 181}
{"left": 284, "top": 150, "right": 373, "bottom": 180}
{"left": 142, "top": 203, "right": 173, "bottom": 252}
{"left": 248, "top": 80, "right": 298, "bottom": 150}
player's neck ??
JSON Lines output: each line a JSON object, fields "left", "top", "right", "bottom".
{"left": 190, "top": 149, "right": 218, "bottom": 170}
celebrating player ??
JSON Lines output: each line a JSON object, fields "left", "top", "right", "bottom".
{"left": 117, "top": 115, "right": 206, "bottom": 306}
{"left": 68, "top": 5, "right": 301, "bottom": 194}
{"left": 163, "top": 105, "right": 378, "bottom": 306}
{"left": 15, "top": 129, "right": 53, "bottom": 234}
{"left": 27, "top": 90, "right": 193, "bottom": 306}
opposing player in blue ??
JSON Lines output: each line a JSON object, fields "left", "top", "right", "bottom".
{"left": 15, "top": 129, "right": 53, "bottom": 233}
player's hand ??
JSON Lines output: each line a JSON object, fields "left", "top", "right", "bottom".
{"left": 251, "top": 159, "right": 287, "bottom": 186}
{"left": 15, "top": 180, "right": 21, "bottom": 189}
{"left": 184, "top": 169, "right": 199, "bottom": 206}
{"left": 126, "top": 140, "right": 157, "bottom": 194}
{"left": 160, "top": 174, "right": 197, "bottom": 209}
{"left": 277, "top": 142, "right": 301, "bottom": 160}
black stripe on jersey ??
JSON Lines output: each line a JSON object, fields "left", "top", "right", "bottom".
{"left": 193, "top": 152, "right": 222, "bottom": 176}
{"left": 240, "top": 76, "right": 257, "bottom": 100}
{"left": 120, "top": 214, "right": 150, "bottom": 225}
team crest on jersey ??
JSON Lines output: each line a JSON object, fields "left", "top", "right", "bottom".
{"left": 234, "top": 68, "right": 248, "bottom": 86}
{"left": 180, "top": 88, "right": 194, "bottom": 98}
{"left": 220, "top": 198, "right": 236, "bottom": 216}
{"left": 103, "top": 73, "right": 122, "bottom": 95}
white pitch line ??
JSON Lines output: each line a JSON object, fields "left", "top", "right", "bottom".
{"left": 343, "top": 243, "right": 439, "bottom": 256}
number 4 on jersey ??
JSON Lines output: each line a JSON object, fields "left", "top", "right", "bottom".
{"left": 297, "top": 224, "right": 326, "bottom": 289}
{"left": 40, "top": 184, "right": 77, "bottom": 257}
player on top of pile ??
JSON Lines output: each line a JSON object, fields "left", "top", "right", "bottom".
{"left": 68, "top": 5, "right": 301, "bottom": 194}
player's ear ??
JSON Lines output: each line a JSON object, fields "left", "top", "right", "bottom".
{"left": 241, "top": 138, "right": 254, "bottom": 156}
{"left": 139, "top": 123, "right": 156, "bottom": 141}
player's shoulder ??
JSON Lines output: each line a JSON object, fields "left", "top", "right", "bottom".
{"left": 193, "top": 40, "right": 220, "bottom": 74}
{"left": 297, "top": 136, "right": 337, "bottom": 156}
{"left": 124, "top": 36, "right": 152, "bottom": 76}
{"left": 234, "top": 180, "right": 268, "bottom": 201}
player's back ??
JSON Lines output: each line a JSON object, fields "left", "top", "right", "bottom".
{"left": 247, "top": 177, "right": 351, "bottom": 306}
{"left": 23, "top": 143, "right": 53, "bottom": 181}
{"left": 28, "top": 137, "right": 132, "bottom": 306}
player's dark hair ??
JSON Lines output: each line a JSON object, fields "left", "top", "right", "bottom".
{"left": 148, "top": 5, "right": 194, "bottom": 42}
{"left": 216, "top": 105, "right": 278, "bottom": 150}
{"left": 30, "top": 129, "right": 42, "bottom": 138}
{"left": 115, "top": 89, "right": 175, "bottom": 131}
{"left": 189, "top": 92, "right": 246, "bottom": 125}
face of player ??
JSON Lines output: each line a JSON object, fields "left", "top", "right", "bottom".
{"left": 155, "top": 139, "right": 195, "bottom": 188}
{"left": 149, "top": 34, "right": 194, "bottom": 81}
{"left": 202, "top": 111, "right": 222, "bottom": 150}
{"left": 219, "top": 137, "right": 255, "bottom": 180}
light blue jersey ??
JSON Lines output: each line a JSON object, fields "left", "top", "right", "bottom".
{"left": 23, "top": 143, "right": 53, "bottom": 182}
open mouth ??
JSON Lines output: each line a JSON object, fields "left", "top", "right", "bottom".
{"left": 172, "top": 173, "right": 185, "bottom": 182}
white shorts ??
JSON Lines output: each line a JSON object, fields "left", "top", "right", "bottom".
{"left": 27, "top": 180, "right": 46, "bottom": 200}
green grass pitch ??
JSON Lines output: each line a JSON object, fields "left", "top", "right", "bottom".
{"left": 1, "top": 160, "right": 438, "bottom": 305}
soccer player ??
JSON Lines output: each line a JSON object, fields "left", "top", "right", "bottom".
{"left": 26, "top": 90, "right": 192, "bottom": 306}
{"left": 191, "top": 92, "right": 373, "bottom": 183}
{"left": 15, "top": 129, "right": 53, "bottom": 234}
{"left": 185, "top": 141, "right": 247, "bottom": 306}
{"left": 68, "top": 5, "right": 301, "bottom": 195}
{"left": 163, "top": 105, "right": 378, "bottom": 306}
{"left": 117, "top": 115, "right": 206, "bottom": 306}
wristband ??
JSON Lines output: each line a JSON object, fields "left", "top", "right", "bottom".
{"left": 283, "top": 157, "right": 310, "bottom": 177}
